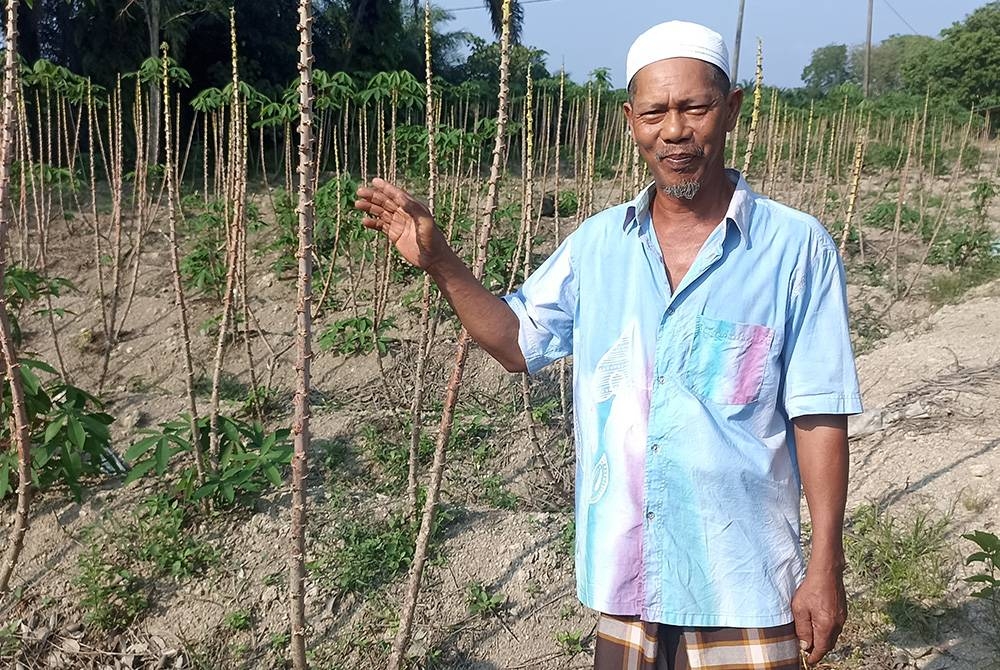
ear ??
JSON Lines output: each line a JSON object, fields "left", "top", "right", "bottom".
{"left": 623, "top": 102, "right": 637, "bottom": 141}
{"left": 724, "top": 88, "right": 743, "bottom": 132}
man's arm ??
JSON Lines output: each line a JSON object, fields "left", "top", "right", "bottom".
{"left": 355, "top": 178, "right": 527, "bottom": 372}
{"left": 790, "top": 414, "right": 849, "bottom": 666}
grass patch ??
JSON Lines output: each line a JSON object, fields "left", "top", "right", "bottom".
{"left": 928, "top": 258, "right": 1000, "bottom": 305}
{"left": 75, "top": 494, "right": 215, "bottom": 631}
{"left": 844, "top": 502, "right": 952, "bottom": 633}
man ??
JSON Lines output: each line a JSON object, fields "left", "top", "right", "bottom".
{"left": 355, "top": 20, "right": 861, "bottom": 670}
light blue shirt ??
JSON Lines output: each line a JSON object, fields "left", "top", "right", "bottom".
{"left": 503, "top": 170, "right": 862, "bottom": 627}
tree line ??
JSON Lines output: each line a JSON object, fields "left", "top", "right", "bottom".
{"left": 7, "top": 0, "right": 533, "bottom": 100}
{"left": 799, "top": 1, "right": 1000, "bottom": 111}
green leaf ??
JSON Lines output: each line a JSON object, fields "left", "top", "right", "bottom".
{"left": 965, "top": 552, "right": 991, "bottom": 565}
{"left": 155, "top": 437, "right": 171, "bottom": 474}
{"left": 67, "top": 417, "right": 86, "bottom": 449}
{"left": 191, "top": 483, "right": 218, "bottom": 500}
{"left": 264, "top": 465, "right": 282, "bottom": 487}
{"left": 0, "top": 459, "right": 11, "bottom": 499}
{"left": 123, "top": 458, "right": 157, "bottom": 485}
{"left": 964, "top": 574, "right": 997, "bottom": 584}
{"left": 125, "top": 435, "right": 160, "bottom": 462}
{"left": 222, "top": 482, "right": 235, "bottom": 504}
{"left": 43, "top": 414, "right": 67, "bottom": 444}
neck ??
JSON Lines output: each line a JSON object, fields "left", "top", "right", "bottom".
{"left": 652, "top": 167, "right": 735, "bottom": 228}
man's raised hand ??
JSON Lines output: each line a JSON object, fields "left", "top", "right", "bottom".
{"left": 355, "top": 178, "right": 450, "bottom": 271}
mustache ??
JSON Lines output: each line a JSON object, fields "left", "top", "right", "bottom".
{"left": 655, "top": 146, "right": 705, "bottom": 160}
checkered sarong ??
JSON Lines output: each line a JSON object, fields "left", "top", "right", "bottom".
{"left": 594, "top": 614, "right": 802, "bottom": 670}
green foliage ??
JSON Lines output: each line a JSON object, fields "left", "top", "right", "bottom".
{"left": 850, "top": 302, "right": 889, "bottom": 354}
{"left": 554, "top": 629, "right": 585, "bottom": 656}
{"left": 325, "top": 513, "right": 416, "bottom": 594}
{"left": 2, "top": 265, "right": 73, "bottom": 345}
{"left": 801, "top": 44, "right": 852, "bottom": 96}
{"left": 557, "top": 190, "right": 579, "bottom": 218}
{"left": 557, "top": 518, "right": 575, "bottom": 557}
{"left": 901, "top": 2, "right": 1000, "bottom": 109}
{"left": 180, "top": 201, "right": 228, "bottom": 300}
{"left": 224, "top": 609, "right": 253, "bottom": 631}
{"left": 76, "top": 541, "right": 149, "bottom": 632}
{"left": 862, "top": 200, "right": 919, "bottom": 231}
{"left": 123, "top": 415, "right": 291, "bottom": 508}
{"left": 358, "top": 421, "right": 432, "bottom": 491}
{"left": 964, "top": 530, "right": 1000, "bottom": 599}
{"left": 929, "top": 257, "right": 1000, "bottom": 305}
{"left": 844, "top": 503, "right": 952, "bottom": 630}
{"left": 927, "top": 225, "right": 996, "bottom": 271}
{"left": 481, "top": 475, "right": 518, "bottom": 510}
{"left": 466, "top": 581, "right": 505, "bottom": 617}
{"left": 964, "top": 530, "right": 1000, "bottom": 648}
{"left": 75, "top": 494, "right": 214, "bottom": 632}
{"left": 318, "top": 313, "right": 395, "bottom": 356}
{"left": 971, "top": 180, "right": 997, "bottom": 227}
{"left": 126, "top": 494, "right": 216, "bottom": 578}
{"left": 0, "top": 360, "right": 119, "bottom": 502}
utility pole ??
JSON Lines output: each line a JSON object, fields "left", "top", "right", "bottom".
{"left": 732, "top": 0, "right": 746, "bottom": 86}
{"left": 864, "top": 0, "right": 873, "bottom": 97}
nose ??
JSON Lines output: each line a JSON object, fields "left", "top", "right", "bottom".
{"left": 658, "top": 109, "right": 692, "bottom": 144}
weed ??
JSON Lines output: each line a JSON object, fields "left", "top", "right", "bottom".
{"left": 961, "top": 491, "right": 991, "bottom": 514}
{"left": 223, "top": 609, "right": 253, "bottom": 631}
{"left": 556, "top": 518, "right": 575, "bottom": 558}
{"left": 317, "top": 313, "right": 395, "bottom": 356}
{"left": 850, "top": 302, "right": 889, "bottom": 354}
{"left": 269, "top": 631, "right": 290, "bottom": 650}
{"left": 323, "top": 514, "right": 416, "bottom": 594}
{"left": 844, "top": 503, "right": 952, "bottom": 631}
{"left": 76, "top": 541, "right": 149, "bottom": 631}
{"left": 862, "top": 200, "right": 919, "bottom": 232}
{"left": 126, "top": 494, "right": 216, "bottom": 578}
{"left": 927, "top": 224, "right": 995, "bottom": 270}
{"left": 557, "top": 190, "right": 579, "bottom": 217}
{"left": 481, "top": 475, "right": 518, "bottom": 510}
{"left": 558, "top": 603, "right": 577, "bottom": 620}
{"left": 928, "top": 257, "right": 1000, "bottom": 305}
{"left": 466, "top": 581, "right": 505, "bottom": 617}
{"left": 971, "top": 180, "right": 997, "bottom": 227}
{"left": 554, "top": 629, "right": 585, "bottom": 656}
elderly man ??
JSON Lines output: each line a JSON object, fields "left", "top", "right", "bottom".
{"left": 355, "top": 20, "right": 861, "bottom": 670}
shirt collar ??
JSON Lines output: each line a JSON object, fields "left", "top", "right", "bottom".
{"left": 622, "top": 169, "right": 755, "bottom": 246}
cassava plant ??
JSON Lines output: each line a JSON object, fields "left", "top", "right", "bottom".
{"left": 388, "top": 1, "right": 514, "bottom": 667}
{"left": 289, "top": 0, "right": 316, "bottom": 666}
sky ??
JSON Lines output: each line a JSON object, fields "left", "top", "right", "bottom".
{"left": 435, "top": 0, "right": 991, "bottom": 88}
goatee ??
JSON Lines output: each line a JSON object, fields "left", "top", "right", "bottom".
{"left": 661, "top": 180, "right": 701, "bottom": 200}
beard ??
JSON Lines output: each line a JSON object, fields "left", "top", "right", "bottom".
{"left": 660, "top": 180, "right": 701, "bottom": 200}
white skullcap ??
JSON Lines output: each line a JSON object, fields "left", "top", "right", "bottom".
{"left": 626, "top": 21, "right": 730, "bottom": 87}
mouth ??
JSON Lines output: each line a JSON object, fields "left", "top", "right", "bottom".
{"left": 657, "top": 152, "right": 701, "bottom": 170}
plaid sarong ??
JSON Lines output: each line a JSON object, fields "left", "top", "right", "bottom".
{"left": 594, "top": 614, "right": 803, "bottom": 670}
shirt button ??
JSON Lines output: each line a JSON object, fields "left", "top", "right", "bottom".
{"left": 666, "top": 307, "right": 675, "bottom": 316}
{"left": 651, "top": 444, "right": 660, "bottom": 453}
{"left": 657, "top": 376, "right": 665, "bottom": 385}
{"left": 647, "top": 511, "right": 655, "bottom": 521}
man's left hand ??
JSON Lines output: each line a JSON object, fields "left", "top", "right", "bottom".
{"left": 791, "top": 566, "right": 847, "bottom": 665}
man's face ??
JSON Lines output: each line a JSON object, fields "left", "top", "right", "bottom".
{"left": 623, "top": 58, "right": 742, "bottom": 199}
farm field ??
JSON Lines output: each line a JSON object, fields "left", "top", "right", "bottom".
{"left": 2, "top": 1, "right": 1000, "bottom": 669}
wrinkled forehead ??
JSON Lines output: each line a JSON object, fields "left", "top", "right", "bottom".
{"left": 628, "top": 58, "right": 723, "bottom": 99}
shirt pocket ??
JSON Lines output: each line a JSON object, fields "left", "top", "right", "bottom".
{"left": 685, "top": 316, "right": 775, "bottom": 405}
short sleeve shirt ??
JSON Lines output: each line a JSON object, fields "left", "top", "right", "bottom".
{"left": 502, "top": 170, "right": 863, "bottom": 627}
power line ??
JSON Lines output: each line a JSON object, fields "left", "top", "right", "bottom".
{"left": 879, "top": 0, "right": 920, "bottom": 35}
{"left": 439, "top": 0, "right": 560, "bottom": 12}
